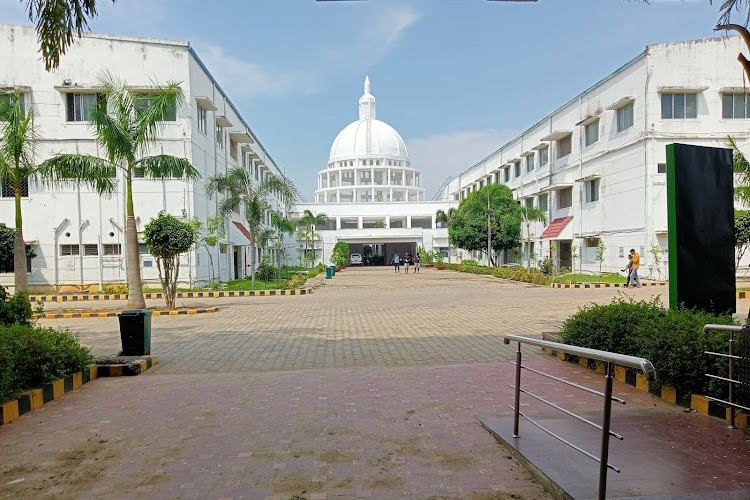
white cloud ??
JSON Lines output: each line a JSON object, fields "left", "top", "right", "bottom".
{"left": 407, "top": 129, "right": 519, "bottom": 199}
{"left": 195, "top": 43, "right": 321, "bottom": 98}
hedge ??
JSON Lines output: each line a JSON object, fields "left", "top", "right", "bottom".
{"left": 560, "top": 297, "right": 737, "bottom": 403}
{"left": 444, "top": 263, "right": 548, "bottom": 285}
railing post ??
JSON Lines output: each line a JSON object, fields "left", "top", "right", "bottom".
{"left": 729, "top": 329, "right": 740, "bottom": 429}
{"left": 513, "top": 342, "right": 522, "bottom": 437}
{"left": 598, "top": 361, "right": 614, "bottom": 500}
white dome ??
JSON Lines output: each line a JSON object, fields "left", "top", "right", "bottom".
{"left": 329, "top": 119, "right": 408, "bottom": 161}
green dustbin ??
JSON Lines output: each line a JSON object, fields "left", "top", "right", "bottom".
{"left": 119, "top": 309, "right": 152, "bottom": 356}
{"left": 330, "top": 265, "right": 336, "bottom": 276}
{"left": 325, "top": 266, "right": 334, "bottom": 279}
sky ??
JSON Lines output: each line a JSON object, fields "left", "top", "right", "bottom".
{"left": 0, "top": 0, "right": 734, "bottom": 200}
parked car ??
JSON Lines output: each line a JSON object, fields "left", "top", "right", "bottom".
{"left": 350, "top": 253, "right": 363, "bottom": 265}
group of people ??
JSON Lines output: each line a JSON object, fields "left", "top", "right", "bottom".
{"left": 390, "top": 252, "right": 420, "bottom": 274}
{"left": 622, "top": 248, "right": 641, "bottom": 288}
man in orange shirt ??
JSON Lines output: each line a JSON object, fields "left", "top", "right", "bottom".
{"left": 629, "top": 248, "right": 641, "bottom": 288}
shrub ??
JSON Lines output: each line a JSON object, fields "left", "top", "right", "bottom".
{"left": 462, "top": 259, "right": 479, "bottom": 266}
{"left": 0, "top": 285, "right": 34, "bottom": 327}
{"left": 538, "top": 257, "right": 553, "bottom": 275}
{"left": 0, "top": 324, "right": 92, "bottom": 402}
{"left": 255, "top": 261, "right": 276, "bottom": 282}
{"left": 102, "top": 283, "right": 129, "bottom": 295}
{"left": 444, "top": 262, "right": 549, "bottom": 286}
{"left": 560, "top": 296, "right": 735, "bottom": 401}
{"left": 286, "top": 274, "right": 307, "bottom": 288}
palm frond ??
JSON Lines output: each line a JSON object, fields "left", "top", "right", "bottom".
{"left": 132, "top": 81, "right": 184, "bottom": 151}
{"left": 729, "top": 135, "right": 750, "bottom": 204}
{"left": 0, "top": 91, "right": 39, "bottom": 174}
{"left": 38, "top": 154, "right": 117, "bottom": 195}
{"left": 136, "top": 155, "right": 200, "bottom": 180}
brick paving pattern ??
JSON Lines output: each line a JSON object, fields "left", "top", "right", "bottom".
{"left": 4, "top": 267, "right": 738, "bottom": 499}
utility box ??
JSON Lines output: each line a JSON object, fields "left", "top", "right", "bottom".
{"left": 118, "top": 309, "right": 152, "bottom": 356}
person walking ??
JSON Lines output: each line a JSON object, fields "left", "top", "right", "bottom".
{"left": 403, "top": 253, "right": 411, "bottom": 274}
{"left": 629, "top": 248, "right": 641, "bottom": 288}
{"left": 622, "top": 253, "right": 632, "bottom": 287}
{"left": 413, "top": 253, "right": 421, "bottom": 274}
{"left": 392, "top": 252, "right": 401, "bottom": 274}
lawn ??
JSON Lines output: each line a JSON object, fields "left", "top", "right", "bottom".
{"left": 551, "top": 273, "right": 628, "bottom": 284}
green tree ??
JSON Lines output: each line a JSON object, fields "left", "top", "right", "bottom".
{"left": 271, "top": 213, "right": 295, "bottom": 280}
{"left": 297, "top": 210, "right": 328, "bottom": 268}
{"left": 41, "top": 72, "right": 199, "bottom": 308}
{"left": 2, "top": 91, "right": 114, "bottom": 291}
{"left": 735, "top": 209, "right": 750, "bottom": 267}
{"left": 435, "top": 207, "right": 456, "bottom": 262}
{"left": 190, "top": 215, "right": 225, "bottom": 286}
{"left": 144, "top": 213, "right": 197, "bottom": 310}
{"left": 595, "top": 239, "right": 606, "bottom": 274}
{"left": 0, "top": 222, "right": 37, "bottom": 274}
{"left": 519, "top": 206, "right": 547, "bottom": 271}
{"left": 331, "top": 241, "right": 350, "bottom": 268}
{"left": 206, "top": 166, "right": 294, "bottom": 289}
{"left": 449, "top": 184, "right": 521, "bottom": 266}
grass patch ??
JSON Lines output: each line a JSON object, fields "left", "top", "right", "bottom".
{"left": 553, "top": 273, "right": 627, "bottom": 284}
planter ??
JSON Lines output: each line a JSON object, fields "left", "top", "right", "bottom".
{"left": 436, "top": 265, "right": 446, "bottom": 270}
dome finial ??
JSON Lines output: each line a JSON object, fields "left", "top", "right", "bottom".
{"left": 365, "top": 76, "right": 371, "bottom": 95}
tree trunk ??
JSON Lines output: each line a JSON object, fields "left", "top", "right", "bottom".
{"left": 250, "top": 240, "right": 256, "bottom": 289}
{"left": 13, "top": 227, "right": 28, "bottom": 292}
{"left": 125, "top": 215, "right": 146, "bottom": 309}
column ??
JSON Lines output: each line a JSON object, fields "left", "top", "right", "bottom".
{"left": 358, "top": 216, "right": 363, "bottom": 229}
{"left": 336, "top": 217, "right": 341, "bottom": 230}
{"left": 406, "top": 215, "right": 412, "bottom": 229}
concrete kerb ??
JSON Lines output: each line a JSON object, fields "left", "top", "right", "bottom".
{"left": 27, "top": 287, "right": 314, "bottom": 303}
{"left": 550, "top": 281, "right": 667, "bottom": 289}
{"left": 35, "top": 307, "right": 220, "bottom": 319}
{"left": 0, "top": 356, "right": 158, "bottom": 425}
{"left": 538, "top": 332, "right": 750, "bottom": 427}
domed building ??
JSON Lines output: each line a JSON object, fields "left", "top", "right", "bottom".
{"left": 316, "top": 77, "right": 425, "bottom": 203}
{"left": 295, "top": 77, "right": 455, "bottom": 266}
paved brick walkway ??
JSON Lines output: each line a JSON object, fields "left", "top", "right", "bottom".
{"left": 4, "top": 267, "right": 739, "bottom": 500}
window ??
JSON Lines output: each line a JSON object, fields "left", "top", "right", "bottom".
{"left": 514, "top": 161, "right": 521, "bottom": 178}
{"left": 526, "top": 154, "right": 535, "bottom": 173}
{"left": 657, "top": 163, "right": 667, "bottom": 174}
{"left": 66, "top": 93, "right": 101, "bottom": 122}
{"left": 102, "top": 243, "right": 121, "bottom": 255}
{"left": 538, "top": 147, "right": 549, "bottom": 167}
{"left": 556, "top": 134, "right": 572, "bottom": 159}
{"left": 585, "top": 178, "right": 600, "bottom": 203}
{"left": 134, "top": 94, "right": 176, "bottom": 121}
{"left": 616, "top": 102, "right": 634, "bottom": 132}
{"left": 722, "top": 93, "right": 750, "bottom": 119}
{"left": 216, "top": 124, "right": 224, "bottom": 149}
{"left": 584, "top": 120, "right": 599, "bottom": 146}
{"left": 504, "top": 167, "right": 510, "bottom": 182}
{"left": 2, "top": 176, "right": 29, "bottom": 197}
{"left": 197, "top": 106, "right": 207, "bottom": 134}
{"left": 60, "top": 244, "right": 79, "bottom": 256}
{"left": 557, "top": 187, "right": 572, "bottom": 209}
{"left": 538, "top": 193, "right": 548, "bottom": 211}
{"left": 0, "top": 92, "right": 25, "bottom": 115}
{"left": 661, "top": 93, "right": 697, "bottom": 119}
{"left": 83, "top": 244, "right": 99, "bottom": 256}
{"left": 525, "top": 197, "right": 534, "bottom": 209}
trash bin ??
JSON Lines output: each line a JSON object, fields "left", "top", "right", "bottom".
{"left": 118, "top": 309, "right": 152, "bottom": 356}
{"left": 325, "top": 266, "right": 334, "bottom": 279}
{"left": 330, "top": 265, "right": 336, "bottom": 276}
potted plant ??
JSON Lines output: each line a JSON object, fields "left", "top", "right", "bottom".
{"left": 433, "top": 250, "right": 446, "bottom": 270}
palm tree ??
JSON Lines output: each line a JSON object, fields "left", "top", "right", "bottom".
{"left": 298, "top": 210, "right": 328, "bottom": 268}
{"left": 41, "top": 72, "right": 199, "bottom": 308}
{"left": 729, "top": 136, "right": 750, "bottom": 205}
{"left": 206, "top": 166, "right": 294, "bottom": 289}
{"left": 519, "top": 206, "right": 548, "bottom": 271}
{"left": 435, "top": 207, "right": 456, "bottom": 262}
{"left": 1, "top": 91, "right": 115, "bottom": 291}
{"left": 271, "top": 213, "right": 295, "bottom": 280}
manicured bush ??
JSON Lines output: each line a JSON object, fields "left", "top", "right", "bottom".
{"left": 255, "top": 261, "right": 276, "bottom": 282}
{"left": 0, "top": 284, "right": 33, "bottom": 327}
{"left": 286, "top": 274, "right": 307, "bottom": 288}
{"left": 101, "top": 283, "right": 128, "bottom": 294}
{"left": 0, "top": 324, "right": 92, "bottom": 402}
{"left": 560, "top": 297, "right": 735, "bottom": 401}
{"left": 444, "top": 263, "right": 549, "bottom": 286}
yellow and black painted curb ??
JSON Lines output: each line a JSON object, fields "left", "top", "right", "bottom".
{"left": 36, "top": 307, "right": 220, "bottom": 319}
{"left": 95, "top": 356, "right": 158, "bottom": 378}
{"left": 0, "top": 356, "right": 159, "bottom": 425}
{"left": 0, "top": 365, "right": 98, "bottom": 425}
{"left": 540, "top": 336, "right": 748, "bottom": 427}
{"left": 551, "top": 282, "right": 667, "bottom": 289}
{"left": 28, "top": 287, "right": 313, "bottom": 303}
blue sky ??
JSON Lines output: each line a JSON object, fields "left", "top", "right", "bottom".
{"left": 0, "top": 0, "right": 730, "bottom": 199}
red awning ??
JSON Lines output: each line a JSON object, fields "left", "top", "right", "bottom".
{"left": 232, "top": 221, "right": 252, "bottom": 242}
{"left": 540, "top": 216, "right": 573, "bottom": 239}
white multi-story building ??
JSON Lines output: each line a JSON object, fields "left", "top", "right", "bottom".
{"left": 447, "top": 36, "right": 750, "bottom": 278}
{"left": 0, "top": 24, "right": 295, "bottom": 289}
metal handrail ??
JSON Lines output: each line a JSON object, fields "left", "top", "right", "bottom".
{"left": 503, "top": 335, "right": 655, "bottom": 500}
{"left": 703, "top": 324, "right": 749, "bottom": 428}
